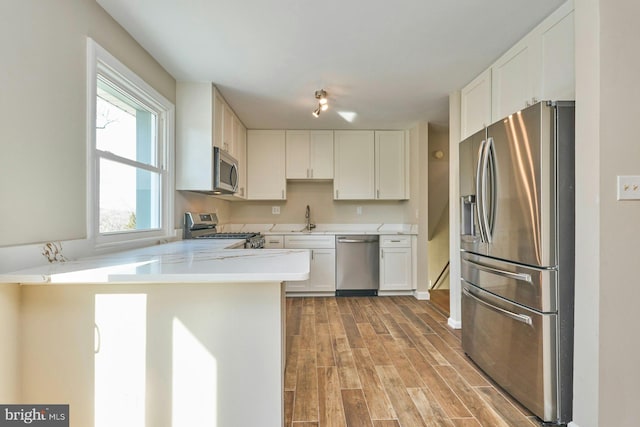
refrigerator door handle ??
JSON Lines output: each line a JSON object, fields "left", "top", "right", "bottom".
{"left": 463, "top": 258, "right": 532, "bottom": 283}
{"left": 463, "top": 287, "right": 533, "bottom": 326}
{"left": 485, "top": 137, "right": 497, "bottom": 242}
{"left": 479, "top": 137, "right": 493, "bottom": 243}
{"left": 475, "top": 139, "right": 488, "bottom": 242}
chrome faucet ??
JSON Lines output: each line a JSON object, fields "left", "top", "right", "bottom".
{"left": 305, "top": 205, "right": 316, "bottom": 231}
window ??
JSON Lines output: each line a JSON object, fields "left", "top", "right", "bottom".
{"left": 87, "top": 39, "right": 174, "bottom": 246}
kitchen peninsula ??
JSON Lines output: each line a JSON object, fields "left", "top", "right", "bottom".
{"left": 0, "top": 241, "right": 310, "bottom": 427}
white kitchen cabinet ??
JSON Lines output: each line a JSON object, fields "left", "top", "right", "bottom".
{"left": 222, "top": 103, "right": 234, "bottom": 155}
{"left": 263, "top": 235, "right": 284, "bottom": 249}
{"left": 491, "top": 0, "right": 574, "bottom": 121}
{"left": 213, "top": 91, "right": 224, "bottom": 150}
{"left": 334, "top": 130, "right": 407, "bottom": 200}
{"left": 285, "top": 130, "right": 334, "bottom": 180}
{"left": 284, "top": 235, "right": 335, "bottom": 294}
{"left": 333, "top": 130, "right": 375, "bottom": 200}
{"left": 460, "top": 68, "right": 492, "bottom": 140}
{"left": 176, "top": 82, "right": 247, "bottom": 198}
{"left": 246, "top": 130, "right": 286, "bottom": 200}
{"left": 491, "top": 33, "right": 538, "bottom": 121}
{"left": 233, "top": 116, "right": 247, "bottom": 199}
{"left": 379, "top": 235, "right": 412, "bottom": 291}
{"left": 538, "top": 6, "right": 575, "bottom": 101}
{"left": 375, "top": 130, "right": 408, "bottom": 200}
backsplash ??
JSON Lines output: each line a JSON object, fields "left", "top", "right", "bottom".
{"left": 229, "top": 181, "right": 416, "bottom": 225}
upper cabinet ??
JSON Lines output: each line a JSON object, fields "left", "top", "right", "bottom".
{"left": 375, "top": 131, "right": 409, "bottom": 200}
{"left": 247, "top": 130, "right": 286, "bottom": 200}
{"left": 285, "top": 130, "right": 334, "bottom": 180}
{"left": 176, "top": 82, "right": 246, "bottom": 198}
{"left": 460, "top": 69, "right": 492, "bottom": 140}
{"left": 334, "top": 130, "right": 408, "bottom": 200}
{"left": 461, "top": 0, "right": 575, "bottom": 133}
{"left": 334, "top": 130, "right": 376, "bottom": 200}
{"left": 538, "top": 5, "right": 575, "bottom": 102}
{"left": 491, "top": 1, "right": 574, "bottom": 122}
{"left": 233, "top": 116, "right": 247, "bottom": 198}
{"left": 491, "top": 31, "right": 539, "bottom": 121}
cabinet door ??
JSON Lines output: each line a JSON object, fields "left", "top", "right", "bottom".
{"left": 247, "top": 130, "right": 286, "bottom": 200}
{"left": 310, "top": 249, "right": 336, "bottom": 292}
{"left": 223, "top": 104, "right": 234, "bottom": 154}
{"left": 334, "top": 131, "right": 375, "bottom": 199}
{"left": 310, "top": 131, "right": 334, "bottom": 179}
{"left": 234, "top": 118, "right": 247, "bottom": 198}
{"left": 380, "top": 247, "right": 412, "bottom": 291}
{"left": 285, "top": 130, "right": 311, "bottom": 179}
{"left": 213, "top": 92, "right": 224, "bottom": 149}
{"left": 491, "top": 35, "right": 537, "bottom": 121}
{"left": 460, "top": 69, "right": 492, "bottom": 139}
{"left": 539, "top": 9, "right": 575, "bottom": 101}
{"left": 375, "top": 131, "right": 407, "bottom": 200}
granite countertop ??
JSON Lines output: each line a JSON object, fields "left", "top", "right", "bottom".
{"left": 0, "top": 240, "right": 310, "bottom": 285}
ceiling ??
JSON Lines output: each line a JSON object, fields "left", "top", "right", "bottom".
{"left": 97, "top": 0, "right": 566, "bottom": 130}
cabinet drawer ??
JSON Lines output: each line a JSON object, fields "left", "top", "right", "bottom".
{"left": 284, "top": 235, "right": 335, "bottom": 249}
{"left": 380, "top": 235, "right": 411, "bottom": 248}
{"left": 263, "top": 235, "right": 284, "bottom": 249}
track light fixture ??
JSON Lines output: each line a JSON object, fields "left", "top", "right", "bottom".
{"left": 312, "top": 89, "right": 328, "bottom": 117}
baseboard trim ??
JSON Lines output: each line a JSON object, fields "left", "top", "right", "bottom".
{"left": 414, "top": 291, "right": 430, "bottom": 300}
{"left": 567, "top": 422, "right": 579, "bottom": 427}
{"left": 448, "top": 317, "right": 462, "bottom": 329}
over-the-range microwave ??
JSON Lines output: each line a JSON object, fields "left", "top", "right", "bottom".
{"left": 212, "top": 146, "right": 238, "bottom": 194}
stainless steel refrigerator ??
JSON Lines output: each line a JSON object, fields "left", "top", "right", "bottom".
{"left": 459, "top": 101, "right": 574, "bottom": 424}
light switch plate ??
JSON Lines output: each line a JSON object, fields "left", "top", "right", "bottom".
{"left": 272, "top": 206, "right": 280, "bottom": 214}
{"left": 617, "top": 176, "right": 640, "bottom": 200}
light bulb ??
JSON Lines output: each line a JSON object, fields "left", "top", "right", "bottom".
{"left": 319, "top": 97, "right": 328, "bottom": 105}
{"left": 321, "top": 103, "right": 328, "bottom": 111}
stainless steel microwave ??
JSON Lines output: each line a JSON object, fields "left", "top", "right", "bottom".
{"left": 213, "top": 146, "right": 238, "bottom": 194}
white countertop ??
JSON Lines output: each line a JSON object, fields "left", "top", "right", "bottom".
{"left": 0, "top": 240, "right": 310, "bottom": 285}
{"left": 222, "top": 223, "right": 418, "bottom": 235}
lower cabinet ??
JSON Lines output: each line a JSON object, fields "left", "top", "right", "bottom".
{"left": 379, "top": 235, "right": 413, "bottom": 291}
{"left": 284, "top": 235, "right": 336, "bottom": 294}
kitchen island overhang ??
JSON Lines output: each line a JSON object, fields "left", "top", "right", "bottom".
{"left": 0, "top": 241, "right": 310, "bottom": 427}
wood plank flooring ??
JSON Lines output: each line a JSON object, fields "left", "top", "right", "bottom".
{"left": 284, "top": 296, "right": 542, "bottom": 427}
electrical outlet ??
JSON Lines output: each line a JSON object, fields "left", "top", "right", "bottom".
{"left": 272, "top": 206, "right": 280, "bottom": 214}
{"left": 356, "top": 206, "right": 362, "bottom": 215}
{"left": 617, "top": 176, "right": 640, "bottom": 200}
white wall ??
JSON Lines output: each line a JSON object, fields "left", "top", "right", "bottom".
{"left": 448, "top": 91, "right": 462, "bottom": 327}
{"left": 572, "top": 0, "right": 600, "bottom": 425}
{"left": 0, "top": 0, "right": 177, "bottom": 247}
{"left": 595, "top": 1, "right": 640, "bottom": 425}
{"left": 414, "top": 122, "right": 430, "bottom": 294}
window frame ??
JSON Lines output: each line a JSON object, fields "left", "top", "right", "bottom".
{"left": 87, "top": 38, "right": 175, "bottom": 248}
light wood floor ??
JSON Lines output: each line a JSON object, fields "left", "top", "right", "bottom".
{"left": 284, "top": 296, "right": 542, "bottom": 427}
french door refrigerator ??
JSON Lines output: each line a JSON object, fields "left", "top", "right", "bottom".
{"left": 459, "top": 101, "right": 574, "bottom": 424}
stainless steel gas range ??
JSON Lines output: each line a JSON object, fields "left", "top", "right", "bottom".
{"left": 183, "top": 212, "right": 265, "bottom": 249}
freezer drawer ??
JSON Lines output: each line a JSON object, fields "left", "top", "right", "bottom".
{"left": 461, "top": 252, "right": 557, "bottom": 312}
{"left": 462, "top": 282, "right": 559, "bottom": 422}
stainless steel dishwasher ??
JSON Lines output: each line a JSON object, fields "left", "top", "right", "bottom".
{"left": 335, "top": 235, "right": 379, "bottom": 296}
